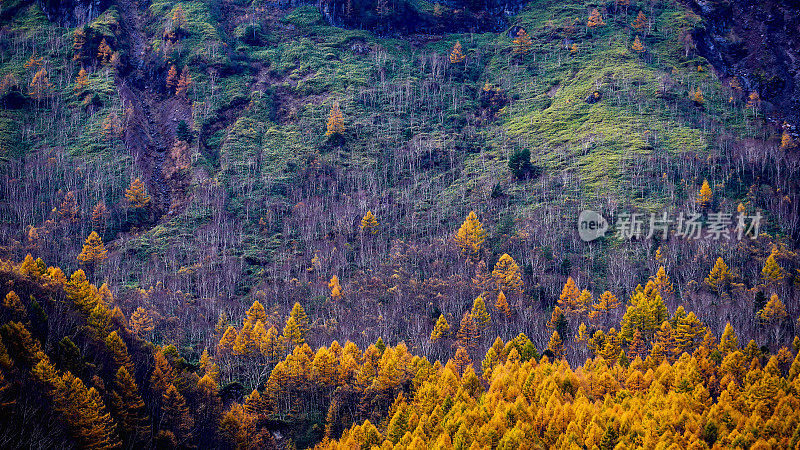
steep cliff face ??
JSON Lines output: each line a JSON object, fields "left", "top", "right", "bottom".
{"left": 686, "top": 0, "right": 800, "bottom": 121}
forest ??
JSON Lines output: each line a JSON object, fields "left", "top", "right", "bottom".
{"left": 0, "top": 0, "right": 799, "bottom": 447}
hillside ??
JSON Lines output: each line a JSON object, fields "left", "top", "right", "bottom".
{"left": 0, "top": 0, "right": 799, "bottom": 447}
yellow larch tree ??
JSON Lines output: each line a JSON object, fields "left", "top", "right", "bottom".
{"left": 329, "top": 275, "right": 343, "bottom": 301}
{"left": 175, "top": 67, "right": 192, "bottom": 98}
{"left": 547, "top": 330, "right": 564, "bottom": 359}
{"left": 77, "top": 231, "right": 108, "bottom": 266}
{"left": 698, "top": 179, "right": 712, "bottom": 207}
{"left": 128, "top": 307, "right": 154, "bottom": 339}
{"left": 470, "top": 296, "right": 491, "bottom": 331}
{"left": 632, "top": 35, "right": 645, "bottom": 53}
{"left": 360, "top": 211, "right": 378, "bottom": 234}
{"left": 125, "top": 178, "right": 151, "bottom": 208}
{"left": 587, "top": 9, "right": 605, "bottom": 27}
{"left": 97, "top": 39, "right": 113, "bottom": 65}
{"left": 558, "top": 276, "right": 582, "bottom": 314}
{"left": 166, "top": 65, "right": 179, "bottom": 92}
{"left": 28, "top": 67, "right": 52, "bottom": 100}
{"left": 494, "top": 291, "right": 512, "bottom": 318}
{"left": 325, "top": 101, "right": 345, "bottom": 137}
{"left": 513, "top": 29, "right": 532, "bottom": 54}
{"left": 74, "top": 68, "right": 89, "bottom": 92}
{"left": 589, "top": 291, "right": 621, "bottom": 326}
{"left": 704, "top": 257, "right": 731, "bottom": 293}
{"left": 632, "top": 11, "right": 647, "bottom": 30}
{"left": 449, "top": 41, "right": 465, "bottom": 64}
{"left": 762, "top": 247, "right": 785, "bottom": 284}
{"left": 492, "top": 254, "right": 522, "bottom": 295}
{"left": 455, "top": 211, "right": 486, "bottom": 257}
{"left": 430, "top": 314, "right": 450, "bottom": 341}
{"left": 759, "top": 294, "right": 787, "bottom": 322}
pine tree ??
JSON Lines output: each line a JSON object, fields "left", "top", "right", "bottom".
{"left": 558, "top": 277, "right": 583, "bottom": 314}
{"left": 704, "top": 257, "right": 731, "bottom": 293}
{"left": 456, "top": 312, "right": 479, "bottom": 349}
{"left": 28, "top": 67, "right": 52, "bottom": 100}
{"left": 282, "top": 316, "right": 304, "bottom": 346}
{"left": 161, "top": 384, "right": 194, "bottom": 444}
{"left": 129, "top": 307, "right": 154, "bottom": 339}
{"left": 470, "top": 296, "right": 491, "bottom": 331}
{"left": 449, "top": 41, "right": 466, "bottom": 64}
{"left": 325, "top": 101, "right": 345, "bottom": 137}
{"left": 453, "top": 347, "right": 472, "bottom": 374}
{"left": 632, "top": 11, "right": 647, "bottom": 30}
{"left": 513, "top": 29, "right": 532, "bottom": 54}
{"left": 289, "top": 302, "right": 309, "bottom": 337}
{"left": 166, "top": 65, "right": 179, "bottom": 92}
{"left": 632, "top": 35, "right": 645, "bottom": 53}
{"left": 587, "top": 9, "right": 606, "bottom": 27}
{"left": 760, "top": 294, "right": 787, "bottom": 322}
{"left": 698, "top": 179, "right": 713, "bottom": 207}
{"left": 125, "top": 178, "right": 151, "bottom": 208}
{"left": 66, "top": 269, "right": 99, "bottom": 313}
{"left": 360, "top": 211, "right": 379, "bottom": 234}
{"left": 58, "top": 191, "right": 79, "bottom": 223}
{"left": 74, "top": 68, "right": 89, "bottom": 92}
{"left": 430, "top": 314, "right": 450, "bottom": 341}
{"left": 2, "top": 291, "right": 25, "bottom": 318}
{"left": 91, "top": 202, "right": 107, "bottom": 231}
{"left": 111, "top": 366, "right": 148, "bottom": 445}
{"left": 329, "top": 276, "right": 343, "bottom": 301}
{"left": 175, "top": 67, "right": 192, "bottom": 98}
{"left": 547, "top": 330, "right": 564, "bottom": 359}
{"left": 492, "top": 254, "right": 522, "bottom": 295}
{"left": 762, "top": 247, "right": 785, "bottom": 284}
{"left": 77, "top": 231, "right": 108, "bottom": 267}
{"left": 217, "top": 326, "right": 238, "bottom": 355}
{"left": 97, "top": 39, "right": 113, "bottom": 65}
{"left": 455, "top": 211, "right": 486, "bottom": 257}
{"left": 494, "top": 291, "right": 512, "bottom": 318}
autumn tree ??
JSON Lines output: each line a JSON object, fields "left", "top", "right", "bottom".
{"left": 430, "top": 315, "right": 450, "bottom": 341}
{"left": 129, "top": 307, "right": 154, "bottom": 339}
{"left": 111, "top": 366, "right": 149, "bottom": 445}
{"left": 492, "top": 254, "right": 522, "bottom": 295}
{"left": 632, "top": 35, "right": 645, "bottom": 53}
{"left": 587, "top": 9, "right": 606, "bottom": 27}
{"left": 77, "top": 231, "right": 108, "bottom": 268}
{"left": 166, "top": 65, "right": 179, "bottom": 92}
{"left": 125, "top": 178, "right": 151, "bottom": 209}
{"left": 470, "top": 296, "right": 491, "bottom": 331}
{"left": 547, "top": 330, "right": 564, "bottom": 359}
{"left": 513, "top": 29, "right": 532, "bottom": 54}
{"left": 455, "top": 211, "right": 486, "bottom": 257}
{"left": 28, "top": 67, "right": 52, "bottom": 100}
{"left": 360, "top": 211, "right": 378, "bottom": 234}
{"left": 632, "top": 11, "right": 647, "bottom": 30}
{"left": 74, "top": 68, "right": 89, "bottom": 92}
{"left": 329, "top": 275, "right": 343, "bottom": 301}
{"left": 558, "top": 277, "right": 583, "bottom": 314}
{"left": 456, "top": 312, "right": 479, "bottom": 349}
{"left": 326, "top": 101, "right": 345, "bottom": 137}
{"left": 449, "top": 41, "right": 466, "bottom": 64}
{"left": 176, "top": 67, "right": 191, "bottom": 98}
{"left": 91, "top": 202, "right": 108, "bottom": 231}
{"left": 704, "top": 257, "right": 731, "bottom": 293}
{"left": 97, "top": 39, "right": 113, "bottom": 65}
{"left": 494, "top": 291, "right": 512, "bottom": 318}
{"left": 161, "top": 384, "right": 194, "bottom": 445}
{"left": 762, "top": 247, "right": 785, "bottom": 284}
{"left": 589, "top": 291, "right": 621, "bottom": 326}
{"left": 289, "top": 302, "right": 310, "bottom": 338}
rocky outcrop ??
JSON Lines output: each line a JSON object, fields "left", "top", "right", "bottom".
{"left": 685, "top": 0, "right": 800, "bottom": 121}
